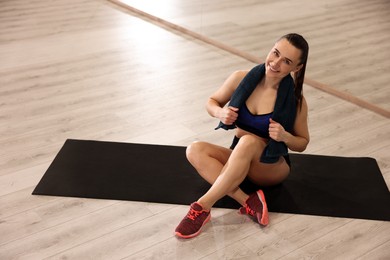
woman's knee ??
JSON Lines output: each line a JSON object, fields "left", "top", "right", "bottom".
{"left": 186, "top": 141, "right": 207, "bottom": 164}
{"left": 236, "top": 135, "right": 266, "bottom": 153}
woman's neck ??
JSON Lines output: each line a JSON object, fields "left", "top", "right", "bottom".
{"left": 262, "top": 76, "right": 281, "bottom": 90}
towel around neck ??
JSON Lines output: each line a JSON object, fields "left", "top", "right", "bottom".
{"left": 215, "top": 63, "right": 297, "bottom": 163}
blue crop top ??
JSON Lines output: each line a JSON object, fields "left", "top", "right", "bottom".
{"left": 235, "top": 103, "right": 272, "bottom": 139}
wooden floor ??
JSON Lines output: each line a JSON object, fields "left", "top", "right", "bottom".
{"left": 0, "top": 0, "right": 389, "bottom": 259}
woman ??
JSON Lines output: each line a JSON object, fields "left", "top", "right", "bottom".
{"left": 175, "top": 33, "right": 310, "bottom": 239}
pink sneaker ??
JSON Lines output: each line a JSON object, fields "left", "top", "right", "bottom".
{"left": 175, "top": 202, "right": 211, "bottom": 239}
{"left": 239, "top": 190, "right": 269, "bottom": 226}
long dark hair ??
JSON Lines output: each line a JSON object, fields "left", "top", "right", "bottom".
{"left": 279, "top": 33, "right": 309, "bottom": 110}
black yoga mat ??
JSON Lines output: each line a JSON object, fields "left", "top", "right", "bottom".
{"left": 33, "top": 139, "right": 390, "bottom": 221}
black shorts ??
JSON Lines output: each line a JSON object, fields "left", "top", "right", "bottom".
{"left": 229, "top": 136, "right": 291, "bottom": 167}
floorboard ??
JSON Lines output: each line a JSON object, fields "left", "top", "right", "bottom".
{"left": 0, "top": 0, "right": 389, "bottom": 259}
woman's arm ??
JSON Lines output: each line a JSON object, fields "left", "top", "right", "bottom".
{"left": 268, "top": 96, "right": 310, "bottom": 152}
{"left": 206, "top": 70, "right": 248, "bottom": 124}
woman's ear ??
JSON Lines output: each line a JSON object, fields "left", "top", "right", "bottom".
{"left": 294, "top": 64, "right": 304, "bottom": 73}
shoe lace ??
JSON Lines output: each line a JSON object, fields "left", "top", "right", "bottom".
{"left": 186, "top": 208, "right": 201, "bottom": 221}
{"left": 244, "top": 205, "right": 256, "bottom": 216}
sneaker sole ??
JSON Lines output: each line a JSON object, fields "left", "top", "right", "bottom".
{"left": 256, "top": 190, "right": 269, "bottom": 226}
{"left": 174, "top": 214, "right": 211, "bottom": 239}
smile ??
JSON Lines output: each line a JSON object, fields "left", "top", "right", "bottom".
{"left": 267, "top": 63, "right": 279, "bottom": 73}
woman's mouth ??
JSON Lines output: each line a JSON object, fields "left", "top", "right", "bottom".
{"left": 267, "top": 63, "right": 279, "bottom": 73}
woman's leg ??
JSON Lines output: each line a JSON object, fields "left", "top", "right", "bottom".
{"left": 188, "top": 135, "right": 290, "bottom": 210}
{"left": 175, "top": 139, "right": 252, "bottom": 238}
{"left": 175, "top": 135, "right": 290, "bottom": 238}
{"left": 196, "top": 135, "right": 267, "bottom": 210}
{"left": 186, "top": 140, "right": 250, "bottom": 207}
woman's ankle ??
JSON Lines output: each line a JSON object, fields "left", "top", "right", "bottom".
{"left": 196, "top": 199, "right": 212, "bottom": 211}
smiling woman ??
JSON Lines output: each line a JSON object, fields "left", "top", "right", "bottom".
{"left": 175, "top": 33, "right": 311, "bottom": 239}
{"left": 265, "top": 34, "right": 309, "bottom": 111}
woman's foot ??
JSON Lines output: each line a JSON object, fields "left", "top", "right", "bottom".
{"left": 175, "top": 202, "right": 211, "bottom": 239}
{"left": 239, "top": 189, "right": 269, "bottom": 226}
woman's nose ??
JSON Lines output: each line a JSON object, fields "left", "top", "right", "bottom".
{"left": 274, "top": 57, "right": 282, "bottom": 66}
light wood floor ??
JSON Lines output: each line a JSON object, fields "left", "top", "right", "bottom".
{"left": 1, "top": 0, "right": 389, "bottom": 259}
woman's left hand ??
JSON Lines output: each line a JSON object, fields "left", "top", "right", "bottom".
{"left": 268, "top": 118, "right": 287, "bottom": 142}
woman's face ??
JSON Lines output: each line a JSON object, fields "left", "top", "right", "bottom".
{"left": 265, "top": 38, "right": 303, "bottom": 79}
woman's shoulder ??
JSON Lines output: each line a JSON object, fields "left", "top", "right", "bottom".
{"left": 297, "top": 95, "right": 308, "bottom": 117}
{"left": 224, "top": 69, "right": 250, "bottom": 89}
{"left": 220, "top": 69, "right": 250, "bottom": 88}
{"left": 301, "top": 95, "right": 308, "bottom": 109}
{"left": 230, "top": 69, "right": 250, "bottom": 80}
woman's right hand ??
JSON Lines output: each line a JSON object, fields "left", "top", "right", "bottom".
{"left": 217, "top": 106, "right": 239, "bottom": 125}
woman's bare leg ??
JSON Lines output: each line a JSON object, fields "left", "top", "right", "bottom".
{"left": 187, "top": 135, "right": 290, "bottom": 211}
{"left": 186, "top": 141, "right": 249, "bottom": 207}
{"left": 196, "top": 135, "right": 264, "bottom": 210}
{"left": 175, "top": 135, "right": 290, "bottom": 238}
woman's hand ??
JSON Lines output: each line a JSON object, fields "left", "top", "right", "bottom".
{"left": 218, "top": 106, "right": 239, "bottom": 125}
{"left": 269, "top": 118, "right": 288, "bottom": 142}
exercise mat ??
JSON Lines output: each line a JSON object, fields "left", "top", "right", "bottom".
{"left": 33, "top": 139, "right": 390, "bottom": 221}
